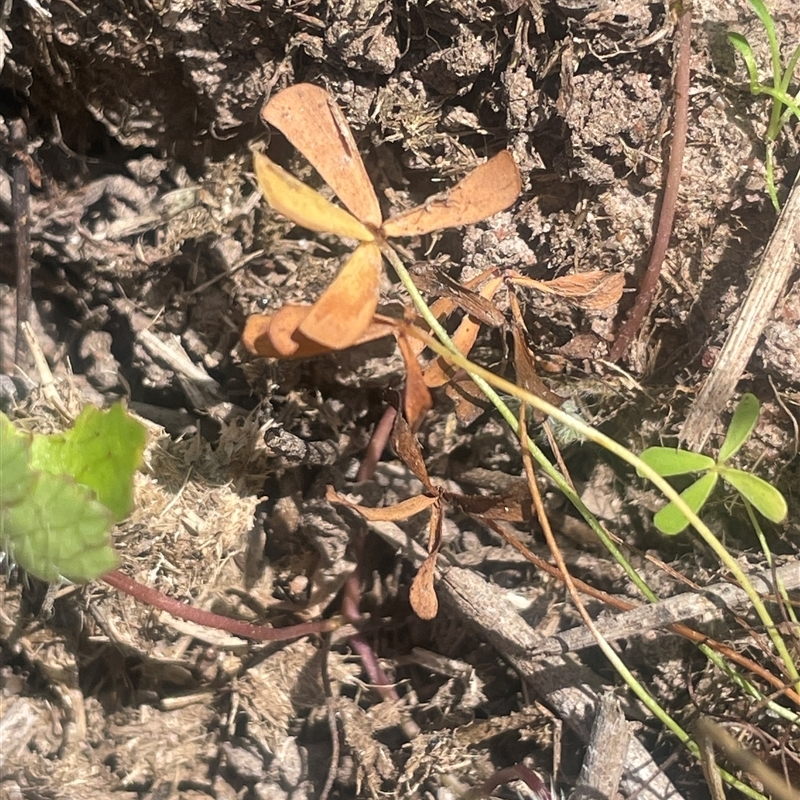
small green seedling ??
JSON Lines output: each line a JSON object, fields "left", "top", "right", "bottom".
{"left": 638, "top": 393, "right": 787, "bottom": 535}
{"left": 0, "top": 404, "right": 146, "bottom": 582}
{"left": 728, "top": 0, "right": 800, "bottom": 210}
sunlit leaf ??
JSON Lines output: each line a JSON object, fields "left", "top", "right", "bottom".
{"left": 727, "top": 33, "right": 763, "bottom": 94}
{"left": 718, "top": 393, "right": 759, "bottom": 463}
{"left": 720, "top": 466, "right": 788, "bottom": 523}
{"left": 297, "top": 242, "right": 383, "bottom": 349}
{"left": 382, "top": 151, "right": 521, "bottom": 238}
{"left": 30, "top": 403, "right": 147, "bottom": 521}
{"left": 253, "top": 152, "right": 374, "bottom": 241}
{"left": 0, "top": 413, "right": 34, "bottom": 507}
{"left": 653, "top": 472, "right": 719, "bottom": 535}
{"left": 638, "top": 447, "right": 716, "bottom": 478}
{"left": 2, "top": 470, "right": 117, "bottom": 582}
{"left": 262, "top": 83, "right": 382, "bottom": 228}
{"left": 422, "top": 276, "right": 504, "bottom": 388}
{"left": 409, "top": 265, "right": 506, "bottom": 328}
{"left": 390, "top": 410, "right": 435, "bottom": 490}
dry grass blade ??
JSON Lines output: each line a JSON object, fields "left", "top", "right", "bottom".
{"left": 422, "top": 275, "right": 504, "bottom": 388}
{"left": 382, "top": 151, "right": 521, "bottom": 237}
{"left": 298, "top": 242, "right": 383, "bottom": 349}
{"left": 253, "top": 152, "right": 374, "bottom": 241}
{"left": 262, "top": 83, "right": 382, "bottom": 228}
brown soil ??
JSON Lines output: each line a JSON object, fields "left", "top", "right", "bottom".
{"left": 2, "top": 2, "right": 799, "bottom": 799}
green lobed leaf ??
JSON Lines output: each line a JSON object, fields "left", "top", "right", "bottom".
{"left": 653, "top": 472, "right": 719, "bottom": 536}
{"left": 718, "top": 393, "right": 759, "bottom": 463}
{"left": 720, "top": 467, "right": 788, "bottom": 523}
{"left": 30, "top": 403, "right": 147, "bottom": 521}
{"left": 1, "top": 470, "right": 117, "bottom": 583}
{"left": 638, "top": 447, "right": 715, "bottom": 478}
{"left": 0, "top": 412, "right": 35, "bottom": 508}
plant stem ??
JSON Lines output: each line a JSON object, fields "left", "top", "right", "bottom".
{"left": 609, "top": 6, "right": 692, "bottom": 362}
{"left": 102, "top": 569, "right": 340, "bottom": 641}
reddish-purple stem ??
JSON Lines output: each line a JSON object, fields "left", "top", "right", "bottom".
{"left": 609, "top": 7, "right": 692, "bottom": 362}
{"left": 356, "top": 405, "right": 397, "bottom": 482}
{"left": 342, "top": 542, "right": 399, "bottom": 702}
{"left": 481, "top": 764, "right": 551, "bottom": 799}
{"left": 101, "top": 569, "right": 339, "bottom": 642}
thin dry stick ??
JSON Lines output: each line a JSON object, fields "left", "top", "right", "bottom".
{"left": 680, "top": 167, "right": 800, "bottom": 448}
{"left": 484, "top": 519, "right": 800, "bottom": 708}
{"left": 10, "top": 118, "right": 31, "bottom": 367}
{"left": 609, "top": 6, "right": 692, "bottom": 362}
{"left": 570, "top": 691, "right": 629, "bottom": 800}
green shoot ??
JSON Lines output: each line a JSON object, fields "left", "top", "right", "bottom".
{"left": 0, "top": 404, "right": 146, "bottom": 583}
{"left": 639, "top": 393, "right": 787, "bottom": 535}
{"left": 728, "top": 0, "right": 800, "bottom": 209}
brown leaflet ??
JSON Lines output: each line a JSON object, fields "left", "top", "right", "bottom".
{"left": 409, "top": 502, "right": 443, "bottom": 620}
{"left": 326, "top": 486, "right": 438, "bottom": 521}
{"left": 298, "top": 242, "right": 383, "bottom": 349}
{"left": 510, "top": 271, "right": 625, "bottom": 311}
{"left": 445, "top": 373, "right": 491, "bottom": 426}
{"left": 242, "top": 307, "right": 399, "bottom": 359}
{"left": 252, "top": 152, "right": 374, "bottom": 241}
{"left": 409, "top": 553, "right": 440, "bottom": 620}
{"left": 445, "top": 483, "right": 532, "bottom": 522}
{"left": 391, "top": 410, "right": 435, "bottom": 492}
{"left": 382, "top": 151, "right": 521, "bottom": 238}
{"left": 262, "top": 83, "right": 382, "bottom": 228}
{"left": 396, "top": 333, "right": 433, "bottom": 432}
{"left": 508, "top": 294, "right": 565, "bottom": 412}
{"left": 409, "top": 264, "right": 506, "bottom": 328}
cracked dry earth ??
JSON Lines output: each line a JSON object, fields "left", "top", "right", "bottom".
{"left": 1, "top": 1, "right": 800, "bottom": 799}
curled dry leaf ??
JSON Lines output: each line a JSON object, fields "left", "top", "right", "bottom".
{"left": 397, "top": 333, "right": 433, "bottom": 431}
{"left": 422, "top": 275, "right": 504, "bottom": 388}
{"left": 326, "top": 486, "right": 438, "bottom": 521}
{"left": 511, "top": 271, "right": 625, "bottom": 310}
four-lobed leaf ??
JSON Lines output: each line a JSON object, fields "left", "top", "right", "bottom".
{"left": 639, "top": 393, "right": 787, "bottom": 535}
{"left": 246, "top": 82, "right": 521, "bottom": 356}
